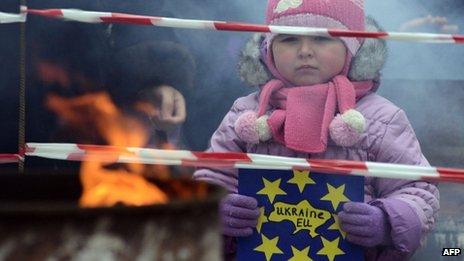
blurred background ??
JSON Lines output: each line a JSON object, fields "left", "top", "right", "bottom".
{"left": 0, "top": 1, "right": 463, "bottom": 259}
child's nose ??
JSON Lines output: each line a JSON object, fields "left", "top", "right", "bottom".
{"left": 298, "top": 38, "right": 315, "bottom": 57}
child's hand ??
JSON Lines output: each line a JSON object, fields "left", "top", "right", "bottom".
{"left": 338, "top": 202, "right": 391, "bottom": 247}
{"left": 220, "top": 193, "right": 260, "bottom": 237}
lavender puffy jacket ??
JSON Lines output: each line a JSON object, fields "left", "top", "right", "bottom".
{"left": 194, "top": 18, "right": 439, "bottom": 260}
{"left": 194, "top": 91, "right": 439, "bottom": 259}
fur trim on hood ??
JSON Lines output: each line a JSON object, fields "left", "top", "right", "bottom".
{"left": 237, "top": 16, "right": 387, "bottom": 86}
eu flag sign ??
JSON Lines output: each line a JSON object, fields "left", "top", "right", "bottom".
{"left": 238, "top": 168, "right": 365, "bottom": 261}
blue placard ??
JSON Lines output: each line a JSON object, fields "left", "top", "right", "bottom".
{"left": 238, "top": 168, "right": 365, "bottom": 261}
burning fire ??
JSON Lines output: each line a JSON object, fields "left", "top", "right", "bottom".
{"left": 79, "top": 160, "right": 168, "bottom": 207}
{"left": 46, "top": 91, "right": 169, "bottom": 207}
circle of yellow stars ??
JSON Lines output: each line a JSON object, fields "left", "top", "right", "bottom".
{"left": 251, "top": 171, "right": 353, "bottom": 260}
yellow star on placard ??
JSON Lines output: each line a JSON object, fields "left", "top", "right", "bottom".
{"left": 316, "top": 236, "right": 345, "bottom": 261}
{"left": 254, "top": 234, "right": 284, "bottom": 261}
{"left": 257, "top": 177, "right": 287, "bottom": 203}
{"left": 328, "top": 214, "right": 347, "bottom": 239}
{"left": 320, "top": 184, "right": 350, "bottom": 211}
{"left": 287, "top": 169, "right": 316, "bottom": 193}
{"left": 256, "top": 207, "right": 268, "bottom": 233}
{"left": 289, "top": 245, "right": 313, "bottom": 261}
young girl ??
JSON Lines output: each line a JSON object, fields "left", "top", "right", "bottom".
{"left": 194, "top": 0, "right": 439, "bottom": 260}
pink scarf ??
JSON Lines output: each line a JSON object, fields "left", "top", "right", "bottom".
{"left": 257, "top": 75, "right": 373, "bottom": 153}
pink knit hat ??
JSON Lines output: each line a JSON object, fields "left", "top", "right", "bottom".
{"left": 265, "top": 0, "right": 365, "bottom": 55}
{"left": 262, "top": 0, "right": 366, "bottom": 83}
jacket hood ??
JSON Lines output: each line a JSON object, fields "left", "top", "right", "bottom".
{"left": 237, "top": 16, "right": 388, "bottom": 86}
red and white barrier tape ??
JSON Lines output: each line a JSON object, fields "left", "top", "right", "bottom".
{"left": 0, "top": 10, "right": 26, "bottom": 23}
{"left": 1, "top": 6, "right": 463, "bottom": 43}
{"left": 25, "top": 7, "right": 464, "bottom": 44}
{"left": 24, "top": 142, "right": 464, "bottom": 183}
{"left": 0, "top": 154, "right": 20, "bottom": 163}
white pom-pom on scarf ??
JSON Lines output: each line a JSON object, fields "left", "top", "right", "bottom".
{"left": 234, "top": 111, "right": 272, "bottom": 144}
{"left": 329, "top": 109, "right": 365, "bottom": 147}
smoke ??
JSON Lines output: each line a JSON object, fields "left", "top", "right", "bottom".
{"left": 367, "top": 4, "right": 464, "bottom": 260}
{"left": 366, "top": 0, "right": 464, "bottom": 81}
{"left": 159, "top": 0, "right": 267, "bottom": 150}
{"left": 8, "top": 0, "right": 268, "bottom": 152}
{"left": 365, "top": 1, "right": 464, "bottom": 168}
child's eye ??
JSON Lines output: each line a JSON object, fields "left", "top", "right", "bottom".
{"left": 313, "top": 36, "right": 332, "bottom": 42}
{"left": 280, "top": 36, "right": 299, "bottom": 42}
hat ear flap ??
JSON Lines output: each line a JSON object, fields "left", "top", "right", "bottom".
{"left": 348, "top": 16, "right": 388, "bottom": 82}
{"left": 237, "top": 33, "right": 272, "bottom": 86}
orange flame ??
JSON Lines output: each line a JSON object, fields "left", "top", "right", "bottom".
{"left": 46, "top": 91, "right": 169, "bottom": 207}
{"left": 79, "top": 160, "right": 167, "bottom": 207}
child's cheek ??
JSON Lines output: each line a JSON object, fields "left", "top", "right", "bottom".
{"left": 322, "top": 48, "right": 347, "bottom": 73}
{"left": 324, "top": 48, "right": 346, "bottom": 72}
{"left": 275, "top": 50, "right": 294, "bottom": 67}
{"left": 325, "top": 56, "right": 340, "bottom": 68}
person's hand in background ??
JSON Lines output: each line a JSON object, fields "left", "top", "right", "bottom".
{"left": 150, "top": 85, "right": 186, "bottom": 132}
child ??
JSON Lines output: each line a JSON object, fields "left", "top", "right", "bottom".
{"left": 194, "top": 0, "right": 439, "bottom": 260}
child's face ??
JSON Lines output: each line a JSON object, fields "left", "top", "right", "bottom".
{"left": 272, "top": 35, "right": 347, "bottom": 86}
